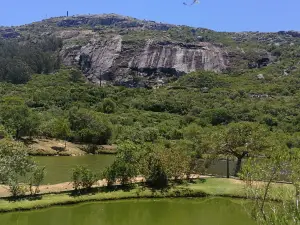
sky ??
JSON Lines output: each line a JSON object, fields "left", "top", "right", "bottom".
{"left": 0, "top": 0, "right": 299, "bottom": 32}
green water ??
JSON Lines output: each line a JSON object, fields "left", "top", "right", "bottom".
{"left": 0, "top": 198, "right": 255, "bottom": 225}
{"left": 34, "top": 155, "right": 115, "bottom": 184}
{"left": 35, "top": 155, "right": 237, "bottom": 184}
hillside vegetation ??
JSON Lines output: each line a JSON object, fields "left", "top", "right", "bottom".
{"left": 1, "top": 66, "right": 300, "bottom": 146}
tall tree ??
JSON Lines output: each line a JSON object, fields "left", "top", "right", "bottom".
{"left": 211, "top": 122, "right": 269, "bottom": 176}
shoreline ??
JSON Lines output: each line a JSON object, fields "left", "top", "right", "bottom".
{"left": 0, "top": 177, "right": 293, "bottom": 213}
{"left": 0, "top": 177, "right": 246, "bottom": 213}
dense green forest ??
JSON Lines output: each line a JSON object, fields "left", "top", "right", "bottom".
{"left": 1, "top": 54, "right": 300, "bottom": 145}
{"left": 0, "top": 36, "right": 61, "bottom": 84}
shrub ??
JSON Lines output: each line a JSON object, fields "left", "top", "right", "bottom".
{"left": 29, "top": 167, "right": 46, "bottom": 195}
{"left": 69, "top": 108, "right": 113, "bottom": 144}
{"left": 102, "top": 141, "right": 142, "bottom": 186}
{"left": 102, "top": 98, "right": 116, "bottom": 114}
{"left": 72, "top": 166, "right": 98, "bottom": 191}
{"left": 0, "top": 141, "right": 44, "bottom": 197}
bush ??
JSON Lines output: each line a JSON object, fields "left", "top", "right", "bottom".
{"left": 69, "top": 69, "right": 83, "bottom": 83}
{"left": 142, "top": 143, "right": 192, "bottom": 188}
{"left": 29, "top": 167, "right": 46, "bottom": 195}
{"left": 68, "top": 108, "right": 113, "bottom": 144}
{"left": 0, "top": 141, "right": 44, "bottom": 197}
{"left": 0, "top": 125, "right": 9, "bottom": 140}
{"left": 72, "top": 166, "right": 98, "bottom": 191}
{"left": 103, "top": 141, "right": 142, "bottom": 186}
{"left": 144, "top": 151, "right": 169, "bottom": 188}
{"left": 102, "top": 98, "right": 116, "bottom": 114}
{"left": 8, "top": 182, "right": 28, "bottom": 197}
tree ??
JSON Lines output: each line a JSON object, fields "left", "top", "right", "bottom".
{"left": 69, "top": 68, "right": 83, "bottom": 83}
{"left": 0, "top": 141, "right": 44, "bottom": 197}
{"left": 68, "top": 108, "right": 112, "bottom": 144}
{"left": 23, "top": 112, "right": 41, "bottom": 139}
{"left": 72, "top": 166, "right": 98, "bottom": 191}
{"left": 53, "top": 118, "right": 71, "bottom": 149}
{"left": 183, "top": 124, "right": 215, "bottom": 177}
{"left": 0, "top": 97, "right": 39, "bottom": 139}
{"left": 103, "top": 141, "right": 142, "bottom": 186}
{"left": 0, "top": 125, "right": 9, "bottom": 140}
{"left": 6, "top": 59, "right": 31, "bottom": 84}
{"left": 211, "top": 122, "right": 269, "bottom": 176}
{"left": 141, "top": 142, "right": 191, "bottom": 188}
{"left": 29, "top": 167, "right": 46, "bottom": 195}
{"left": 210, "top": 108, "right": 233, "bottom": 126}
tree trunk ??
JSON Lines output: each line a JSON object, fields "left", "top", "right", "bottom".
{"left": 260, "top": 168, "right": 277, "bottom": 220}
{"left": 295, "top": 185, "right": 300, "bottom": 210}
{"left": 15, "top": 129, "right": 20, "bottom": 140}
{"left": 226, "top": 157, "right": 230, "bottom": 178}
{"left": 234, "top": 152, "right": 248, "bottom": 177}
{"left": 234, "top": 157, "right": 242, "bottom": 177}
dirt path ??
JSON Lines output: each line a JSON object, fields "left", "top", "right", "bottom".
{"left": 0, "top": 175, "right": 212, "bottom": 198}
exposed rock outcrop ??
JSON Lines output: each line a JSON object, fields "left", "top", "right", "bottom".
{"left": 60, "top": 34, "right": 228, "bottom": 87}
{"left": 4, "top": 14, "right": 298, "bottom": 87}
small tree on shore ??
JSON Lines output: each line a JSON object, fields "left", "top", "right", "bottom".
{"left": 0, "top": 141, "right": 44, "bottom": 197}
{"left": 29, "top": 167, "right": 46, "bottom": 195}
{"left": 71, "top": 166, "right": 98, "bottom": 191}
{"left": 209, "top": 122, "right": 269, "bottom": 176}
{"left": 141, "top": 142, "right": 191, "bottom": 188}
{"left": 103, "top": 141, "right": 142, "bottom": 186}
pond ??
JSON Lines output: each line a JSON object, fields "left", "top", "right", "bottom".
{"left": 0, "top": 198, "right": 255, "bottom": 225}
{"left": 34, "top": 155, "right": 115, "bottom": 184}
{"left": 35, "top": 155, "right": 238, "bottom": 184}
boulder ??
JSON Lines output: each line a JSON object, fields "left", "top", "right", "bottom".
{"left": 257, "top": 74, "right": 265, "bottom": 80}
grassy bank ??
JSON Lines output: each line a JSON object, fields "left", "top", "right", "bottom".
{"left": 0, "top": 178, "right": 293, "bottom": 213}
{"left": 0, "top": 178, "right": 246, "bottom": 213}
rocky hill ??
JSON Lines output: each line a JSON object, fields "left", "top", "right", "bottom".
{"left": 1, "top": 14, "right": 300, "bottom": 87}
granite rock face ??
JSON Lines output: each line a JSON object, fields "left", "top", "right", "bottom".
{"left": 4, "top": 13, "right": 294, "bottom": 87}
{"left": 60, "top": 32, "right": 228, "bottom": 87}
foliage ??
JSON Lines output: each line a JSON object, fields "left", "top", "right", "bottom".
{"left": 102, "top": 98, "right": 116, "bottom": 114}
{"left": 2, "top": 67, "right": 300, "bottom": 149}
{"left": 0, "top": 125, "right": 9, "bottom": 140}
{"left": 69, "top": 69, "right": 83, "bottom": 83}
{"left": 205, "top": 122, "right": 270, "bottom": 176}
{"left": 0, "top": 141, "right": 44, "bottom": 197}
{"left": 240, "top": 137, "right": 300, "bottom": 225}
{"left": 103, "top": 141, "right": 142, "bottom": 186}
{"left": 141, "top": 142, "right": 192, "bottom": 188}
{"left": 0, "top": 97, "right": 40, "bottom": 139}
{"left": 72, "top": 166, "right": 98, "bottom": 191}
{"left": 0, "top": 36, "right": 61, "bottom": 84}
{"left": 68, "top": 108, "right": 113, "bottom": 144}
{"left": 29, "top": 167, "right": 46, "bottom": 195}
{"left": 52, "top": 118, "right": 71, "bottom": 149}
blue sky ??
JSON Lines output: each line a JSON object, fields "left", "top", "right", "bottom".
{"left": 0, "top": 0, "right": 299, "bottom": 32}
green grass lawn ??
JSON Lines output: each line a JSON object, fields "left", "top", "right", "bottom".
{"left": 0, "top": 178, "right": 294, "bottom": 213}
{"left": 184, "top": 178, "right": 245, "bottom": 196}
